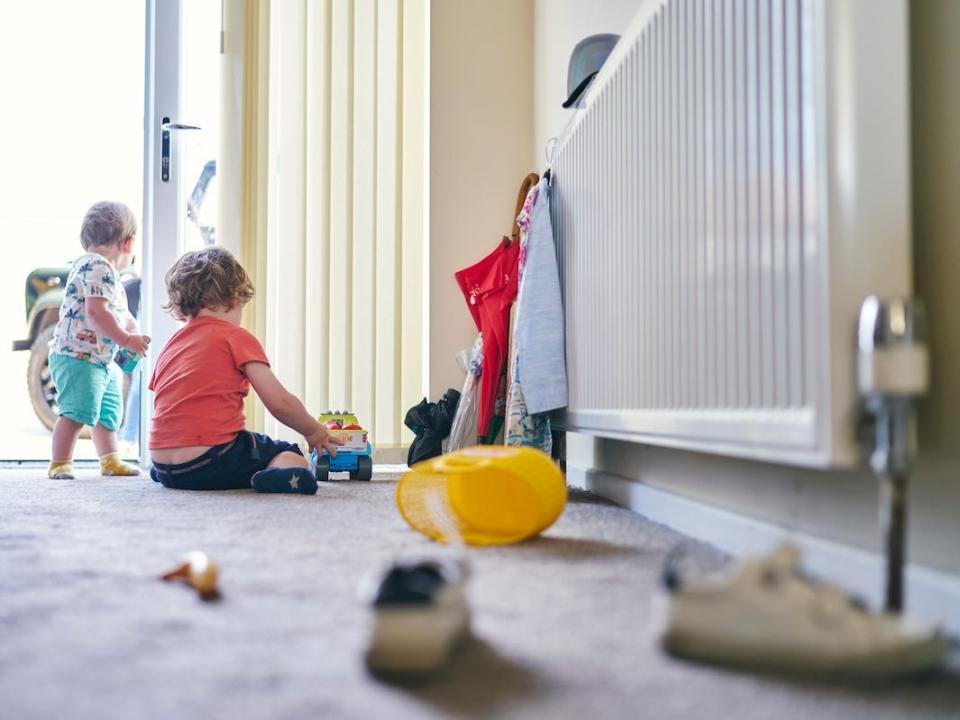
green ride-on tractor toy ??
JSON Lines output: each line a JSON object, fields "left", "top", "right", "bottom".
{"left": 13, "top": 266, "right": 140, "bottom": 435}
{"left": 310, "top": 411, "right": 374, "bottom": 482}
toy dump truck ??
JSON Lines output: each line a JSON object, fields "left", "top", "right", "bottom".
{"left": 310, "top": 411, "right": 374, "bottom": 481}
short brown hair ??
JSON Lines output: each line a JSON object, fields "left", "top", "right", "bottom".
{"left": 81, "top": 201, "right": 138, "bottom": 250}
{"left": 164, "top": 248, "right": 255, "bottom": 319}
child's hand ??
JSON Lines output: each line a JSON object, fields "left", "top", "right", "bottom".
{"left": 123, "top": 333, "right": 152, "bottom": 354}
{"left": 305, "top": 422, "right": 344, "bottom": 458}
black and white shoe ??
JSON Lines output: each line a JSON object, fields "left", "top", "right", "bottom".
{"left": 359, "top": 558, "right": 470, "bottom": 675}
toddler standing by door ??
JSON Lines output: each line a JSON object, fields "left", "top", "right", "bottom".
{"left": 48, "top": 201, "right": 151, "bottom": 479}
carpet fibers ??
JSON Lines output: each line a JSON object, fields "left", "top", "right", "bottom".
{"left": 2, "top": 468, "right": 959, "bottom": 720}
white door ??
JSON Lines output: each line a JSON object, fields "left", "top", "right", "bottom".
{"left": 0, "top": 1, "right": 219, "bottom": 462}
{"left": 140, "top": 0, "right": 221, "bottom": 462}
{"left": 0, "top": 2, "right": 147, "bottom": 461}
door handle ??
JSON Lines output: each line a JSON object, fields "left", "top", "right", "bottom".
{"left": 160, "top": 117, "right": 202, "bottom": 183}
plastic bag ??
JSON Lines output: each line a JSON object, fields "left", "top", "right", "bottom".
{"left": 446, "top": 334, "right": 483, "bottom": 453}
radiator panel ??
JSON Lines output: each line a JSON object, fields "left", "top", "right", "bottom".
{"left": 551, "top": 0, "right": 911, "bottom": 467}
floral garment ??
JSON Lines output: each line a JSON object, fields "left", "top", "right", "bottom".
{"left": 50, "top": 252, "right": 129, "bottom": 368}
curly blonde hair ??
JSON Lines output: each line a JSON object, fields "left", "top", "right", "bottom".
{"left": 164, "top": 248, "right": 255, "bottom": 319}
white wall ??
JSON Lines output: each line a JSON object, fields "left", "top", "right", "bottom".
{"left": 533, "top": 0, "right": 960, "bottom": 580}
{"left": 533, "top": 0, "right": 641, "bottom": 168}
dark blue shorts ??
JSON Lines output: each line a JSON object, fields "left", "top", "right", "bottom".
{"left": 150, "top": 432, "right": 303, "bottom": 491}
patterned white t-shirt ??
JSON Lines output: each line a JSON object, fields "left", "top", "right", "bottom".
{"left": 50, "top": 252, "right": 130, "bottom": 368}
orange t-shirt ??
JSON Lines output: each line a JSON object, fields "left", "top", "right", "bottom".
{"left": 148, "top": 316, "right": 269, "bottom": 449}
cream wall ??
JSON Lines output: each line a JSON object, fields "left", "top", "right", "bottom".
{"left": 908, "top": 0, "right": 960, "bottom": 572}
{"left": 429, "top": 0, "right": 535, "bottom": 400}
{"left": 533, "top": 0, "right": 640, "bottom": 168}
{"left": 537, "top": 0, "right": 960, "bottom": 577}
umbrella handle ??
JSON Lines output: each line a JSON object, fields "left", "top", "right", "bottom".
{"left": 508, "top": 173, "right": 540, "bottom": 245}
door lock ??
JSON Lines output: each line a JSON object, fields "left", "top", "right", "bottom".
{"left": 160, "top": 117, "right": 202, "bottom": 183}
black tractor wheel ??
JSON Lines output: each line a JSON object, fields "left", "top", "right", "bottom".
{"left": 314, "top": 455, "right": 330, "bottom": 483}
{"left": 352, "top": 455, "right": 373, "bottom": 481}
{"left": 26, "top": 325, "right": 95, "bottom": 438}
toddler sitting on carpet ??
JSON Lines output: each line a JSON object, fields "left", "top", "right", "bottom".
{"left": 149, "top": 247, "right": 340, "bottom": 491}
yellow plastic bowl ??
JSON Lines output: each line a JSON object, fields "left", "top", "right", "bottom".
{"left": 396, "top": 447, "right": 567, "bottom": 546}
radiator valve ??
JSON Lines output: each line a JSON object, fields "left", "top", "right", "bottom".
{"left": 857, "top": 296, "right": 928, "bottom": 613}
{"left": 858, "top": 296, "right": 928, "bottom": 477}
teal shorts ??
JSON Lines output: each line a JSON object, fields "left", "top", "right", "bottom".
{"left": 49, "top": 353, "right": 123, "bottom": 432}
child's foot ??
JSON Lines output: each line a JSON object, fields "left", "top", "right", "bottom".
{"left": 48, "top": 461, "right": 75, "bottom": 480}
{"left": 251, "top": 467, "right": 318, "bottom": 495}
{"left": 100, "top": 452, "right": 141, "bottom": 476}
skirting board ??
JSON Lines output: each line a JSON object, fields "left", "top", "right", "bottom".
{"left": 373, "top": 446, "right": 408, "bottom": 464}
{"left": 568, "top": 465, "right": 960, "bottom": 636}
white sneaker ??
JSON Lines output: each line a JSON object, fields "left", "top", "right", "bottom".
{"left": 660, "top": 544, "right": 947, "bottom": 679}
{"left": 359, "top": 558, "right": 470, "bottom": 675}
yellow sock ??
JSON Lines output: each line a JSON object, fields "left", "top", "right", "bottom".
{"left": 48, "top": 461, "right": 75, "bottom": 479}
{"left": 100, "top": 452, "right": 141, "bottom": 477}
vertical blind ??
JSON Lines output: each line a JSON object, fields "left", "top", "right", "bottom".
{"left": 234, "top": 0, "right": 427, "bottom": 456}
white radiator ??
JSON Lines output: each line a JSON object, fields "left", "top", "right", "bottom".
{"left": 551, "top": 0, "right": 912, "bottom": 468}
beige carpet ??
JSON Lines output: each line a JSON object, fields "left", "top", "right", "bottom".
{"left": 2, "top": 467, "right": 959, "bottom": 720}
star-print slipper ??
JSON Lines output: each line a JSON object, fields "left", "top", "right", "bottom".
{"left": 251, "top": 467, "right": 318, "bottom": 495}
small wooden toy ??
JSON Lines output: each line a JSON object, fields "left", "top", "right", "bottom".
{"left": 161, "top": 551, "right": 220, "bottom": 600}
